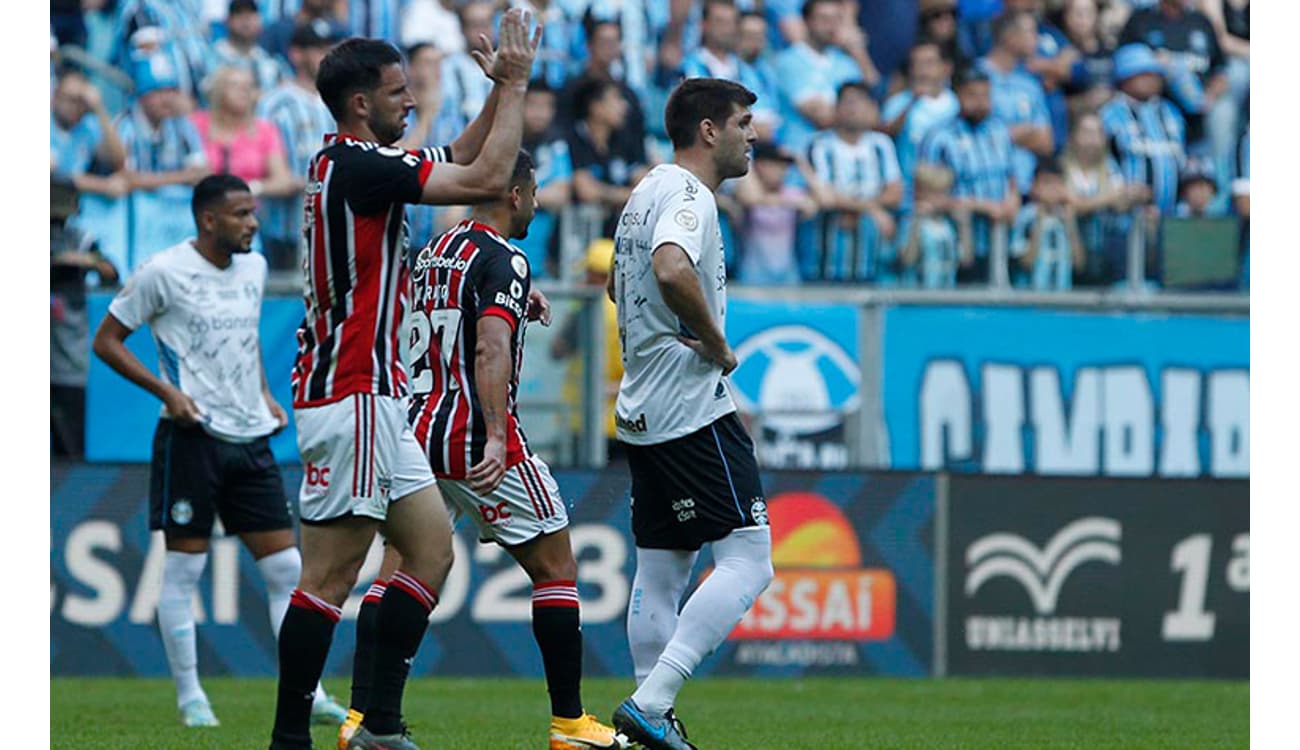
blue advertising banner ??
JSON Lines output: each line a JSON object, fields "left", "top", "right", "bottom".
{"left": 726, "top": 299, "right": 859, "bottom": 470}
{"left": 881, "top": 307, "right": 1249, "bottom": 478}
{"left": 85, "top": 293, "right": 304, "bottom": 463}
{"left": 51, "top": 465, "right": 935, "bottom": 678}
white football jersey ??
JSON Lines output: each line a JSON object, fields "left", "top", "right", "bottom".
{"left": 612, "top": 163, "right": 736, "bottom": 445}
{"left": 109, "top": 240, "right": 277, "bottom": 442}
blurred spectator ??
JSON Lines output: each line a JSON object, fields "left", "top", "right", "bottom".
{"left": 257, "top": 22, "right": 335, "bottom": 271}
{"left": 978, "top": 10, "right": 1054, "bottom": 196}
{"left": 1119, "top": 0, "right": 1228, "bottom": 155}
{"left": 920, "top": 65, "right": 1019, "bottom": 284}
{"left": 210, "top": 0, "right": 286, "bottom": 94}
{"left": 882, "top": 39, "right": 958, "bottom": 206}
{"left": 346, "top": 0, "right": 405, "bottom": 43}
{"left": 737, "top": 10, "right": 783, "bottom": 139}
{"left": 1004, "top": 0, "right": 1080, "bottom": 150}
{"left": 558, "top": 16, "right": 649, "bottom": 145}
{"left": 805, "top": 83, "right": 903, "bottom": 282}
{"left": 897, "top": 163, "right": 965, "bottom": 288}
{"left": 1056, "top": 0, "right": 1115, "bottom": 117}
{"left": 1198, "top": 0, "right": 1248, "bottom": 161}
{"left": 51, "top": 177, "right": 119, "bottom": 458}
{"left": 956, "top": 0, "right": 1004, "bottom": 61}
{"left": 116, "top": 0, "right": 212, "bottom": 104}
{"left": 51, "top": 68, "right": 128, "bottom": 193}
{"left": 119, "top": 52, "right": 212, "bottom": 265}
{"left": 1063, "top": 111, "right": 1146, "bottom": 285}
{"left": 518, "top": 81, "right": 574, "bottom": 278}
{"left": 734, "top": 141, "right": 817, "bottom": 284}
{"left": 917, "top": 0, "right": 969, "bottom": 69}
{"left": 400, "top": 42, "right": 455, "bottom": 247}
{"left": 1010, "top": 158, "right": 1085, "bottom": 290}
{"left": 773, "top": 0, "right": 876, "bottom": 152}
{"left": 261, "top": 0, "right": 348, "bottom": 60}
{"left": 1232, "top": 122, "right": 1248, "bottom": 287}
{"left": 549, "top": 239, "right": 624, "bottom": 460}
{"left": 516, "top": 0, "right": 587, "bottom": 91}
{"left": 1174, "top": 156, "right": 1223, "bottom": 218}
{"left": 1099, "top": 44, "right": 1186, "bottom": 215}
{"left": 581, "top": 0, "right": 657, "bottom": 100}
{"left": 193, "top": 67, "right": 295, "bottom": 197}
{"left": 681, "top": 0, "right": 780, "bottom": 137}
{"left": 400, "top": 0, "right": 465, "bottom": 53}
{"left": 433, "top": 1, "right": 496, "bottom": 145}
{"left": 567, "top": 77, "right": 650, "bottom": 236}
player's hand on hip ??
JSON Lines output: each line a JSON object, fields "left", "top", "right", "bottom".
{"left": 488, "top": 8, "right": 543, "bottom": 86}
{"left": 678, "top": 337, "right": 739, "bottom": 375}
{"left": 468, "top": 438, "right": 508, "bottom": 495}
{"left": 526, "top": 288, "right": 552, "bottom": 326}
{"left": 162, "top": 387, "right": 205, "bottom": 426}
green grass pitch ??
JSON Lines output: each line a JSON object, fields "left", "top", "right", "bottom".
{"left": 51, "top": 676, "right": 1247, "bottom": 749}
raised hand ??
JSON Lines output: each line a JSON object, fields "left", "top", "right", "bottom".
{"left": 478, "top": 8, "right": 542, "bottom": 87}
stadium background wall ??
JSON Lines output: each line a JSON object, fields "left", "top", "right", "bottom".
{"left": 51, "top": 464, "right": 1248, "bottom": 680}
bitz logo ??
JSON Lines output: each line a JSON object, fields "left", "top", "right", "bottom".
{"left": 963, "top": 517, "right": 1122, "bottom": 653}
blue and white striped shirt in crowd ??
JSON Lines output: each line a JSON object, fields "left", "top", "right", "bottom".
{"left": 257, "top": 81, "right": 334, "bottom": 243}
{"left": 1011, "top": 205, "right": 1075, "bottom": 291}
{"left": 116, "top": 0, "right": 210, "bottom": 99}
{"left": 978, "top": 57, "right": 1052, "bottom": 194}
{"left": 1099, "top": 93, "right": 1186, "bottom": 215}
{"left": 51, "top": 113, "right": 104, "bottom": 179}
{"left": 920, "top": 115, "right": 1016, "bottom": 257}
{"left": 807, "top": 130, "right": 902, "bottom": 201}
{"left": 680, "top": 48, "right": 779, "bottom": 129}
{"left": 116, "top": 107, "right": 208, "bottom": 178}
{"left": 882, "top": 89, "right": 960, "bottom": 203}
{"left": 773, "top": 42, "right": 863, "bottom": 152}
{"left": 435, "top": 53, "right": 495, "bottom": 146}
{"left": 209, "top": 39, "right": 287, "bottom": 93}
{"left": 258, "top": 0, "right": 300, "bottom": 25}
{"left": 348, "top": 0, "right": 405, "bottom": 42}
{"left": 514, "top": 0, "right": 585, "bottom": 90}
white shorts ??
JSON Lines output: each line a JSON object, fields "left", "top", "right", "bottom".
{"left": 295, "top": 394, "right": 437, "bottom": 523}
{"left": 437, "top": 454, "right": 569, "bottom": 547}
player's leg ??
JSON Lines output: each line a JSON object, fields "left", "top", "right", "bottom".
{"left": 148, "top": 419, "right": 221, "bottom": 727}
{"left": 341, "top": 542, "right": 402, "bottom": 749}
{"left": 271, "top": 517, "right": 378, "bottom": 750}
{"left": 353, "top": 408, "right": 455, "bottom": 743}
{"left": 614, "top": 416, "right": 774, "bottom": 750}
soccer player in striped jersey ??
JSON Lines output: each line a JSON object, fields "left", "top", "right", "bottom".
{"left": 406, "top": 150, "right": 625, "bottom": 750}
{"left": 268, "top": 11, "right": 542, "bottom": 750}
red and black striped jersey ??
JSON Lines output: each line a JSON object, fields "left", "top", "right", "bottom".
{"left": 406, "top": 220, "right": 532, "bottom": 479}
{"left": 291, "top": 133, "right": 452, "bottom": 407}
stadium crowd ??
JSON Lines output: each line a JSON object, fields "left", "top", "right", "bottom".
{"left": 50, "top": 0, "right": 1249, "bottom": 295}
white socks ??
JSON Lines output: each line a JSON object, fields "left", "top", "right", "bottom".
{"left": 631, "top": 527, "right": 774, "bottom": 716}
{"left": 255, "top": 547, "right": 330, "bottom": 706}
{"left": 159, "top": 551, "right": 208, "bottom": 707}
{"left": 626, "top": 547, "right": 699, "bottom": 686}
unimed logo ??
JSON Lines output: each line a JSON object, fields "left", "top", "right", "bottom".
{"left": 963, "top": 517, "right": 1123, "bottom": 653}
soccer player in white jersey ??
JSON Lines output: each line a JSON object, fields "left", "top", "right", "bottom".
{"left": 606, "top": 78, "right": 773, "bottom": 750}
{"left": 270, "top": 12, "right": 541, "bottom": 750}
{"left": 92, "top": 174, "right": 347, "bottom": 728}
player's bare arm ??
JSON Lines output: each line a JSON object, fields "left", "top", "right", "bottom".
{"left": 92, "top": 314, "right": 204, "bottom": 424}
{"left": 652, "top": 243, "right": 737, "bottom": 374}
{"left": 258, "top": 356, "right": 289, "bottom": 431}
{"left": 468, "top": 315, "right": 514, "bottom": 495}
{"left": 417, "top": 9, "right": 543, "bottom": 205}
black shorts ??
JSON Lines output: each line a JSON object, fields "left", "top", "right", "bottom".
{"left": 149, "top": 419, "right": 293, "bottom": 538}
{"left": 624, "top": 412, "right": 768, "bottom": 551}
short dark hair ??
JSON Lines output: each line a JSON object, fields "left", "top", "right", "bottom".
{"left": 316, "top": 37, "right": 403, "bottom": 121}
{"left": 837, "top": 81, "right": 874, "bottom": 103}
{"left": 191, "top": 174, "right": 250, "bottom": 221}
{"left": 664, "top": 77, "right": 757, "bottom": 149}
{"left": 993, "top": 9, "right": 1033, "bottom": 43}
{"left": 573, "top": 76, "right": 620, "bottom": 121}
{"left": 228, "top": 0, "right": 259, "bottom": 16}
{"left": 405, "top": 42, "right": 435, "bottom": 61}
{"left": 582, "top": 12, "right": 621, "bottom": 42}
{"left": 1034, "top": 156, "right": 1064, "bottom": 179}
{"left": 703, "top": 0, "right": 737, "bottom": 21}
{"left": 510, "top": 148, "right": 536, "bottom": 187}
{"left": 952, "top": 64, "right": 991, "bottom": 89}
{"left": 526, "top": 78, "right": 555, "bottom": 96}
{"left": 905, "top": 36, "right": 950, "bottom": 73}
{"left": 802, "top": 0, "right": 841, "bottom": 22}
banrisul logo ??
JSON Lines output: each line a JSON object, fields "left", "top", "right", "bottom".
{"left": 964, "top": 517, "right": 1123, "bottom": 653}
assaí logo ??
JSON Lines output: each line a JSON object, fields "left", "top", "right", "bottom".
{"left": 964, "top": 517, "right": 1122, "bottom": 653}
{"left": 729, "top": 493, "right": 895, "bottom": 667}
{"left": 731, "top": 325, "right": 859, "bottom": 470}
